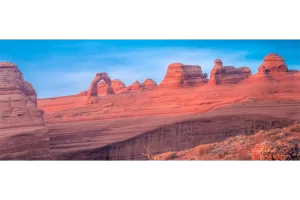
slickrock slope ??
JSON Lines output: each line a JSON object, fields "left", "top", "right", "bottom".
{"left": 143, "top": 78, "right": 157, "bottom": 89}
{"left": 126, "top": 80, "right": 145, "bottom": 91}
{"left": 0, "top": 62, "right": 49, "bottom": 160}
{"left": 159, "top": 63, "right": 208, "bottom": 88}
{"left": 258, "top": 53, "right": 288, "bottom": 73}
{"left": 209, "top": 59, "right": 252, "bottom": 85}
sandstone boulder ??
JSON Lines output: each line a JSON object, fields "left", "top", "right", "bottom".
{"left": 258, "top": 53, "right": 288, "bottom": 74}
{"left": 209, "top": 59, "right": 251, "bottom": 85}
{"left": 143, "top": 78, "right": 157, "bottom": 89}
{"left": 159, "top": 63, "right": 208, "bottom": 88}
{"left": 127, "top": 80, "right": 145, "bottom": 91}
{"left": 111, "top": 79, "right": 126, "bottom": 92}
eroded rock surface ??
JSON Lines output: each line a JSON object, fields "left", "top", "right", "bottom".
{"left": 209, "top": 59, "right": 251, "bottom": 85}
{"left": 159, "top": 63, "right": 208, "bottom": 88}
{"left": 126, "top": 80, "right": 145, "bottom": 91}
{"left": 258, "top": 53, "right": 288, "bottom": 74}
{"left": 0, "top": 62, "right": 49, "bottom": 160}
{"left": 0, "top": 62, "right": 45, "bottom": 128}
{"left": 86, "top": 72, "right": 114, "bottom": 104}
{"left": 143, "top": 78, "right": 157, "bottom": 89}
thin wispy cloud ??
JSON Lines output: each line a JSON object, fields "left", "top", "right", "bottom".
{"left": 22, "top": 47, "right": 264, "bottom": 98}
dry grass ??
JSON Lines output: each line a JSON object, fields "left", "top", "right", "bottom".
{"left": 289, "top": 124, "right": 300, "bottom": 133}
{"left": 198, "top": 145, "right": 212, "bottom": 157}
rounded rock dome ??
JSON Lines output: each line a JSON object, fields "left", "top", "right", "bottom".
{"left": 168, "top": 63, "right": 184, "bottom": 68}
{"left": 214, "top": 59, "right": 223, "bottom": 64}
{"left": 263, "top": 53, "right": 284, "bottom": 61}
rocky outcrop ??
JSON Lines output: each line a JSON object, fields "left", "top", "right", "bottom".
{"left": 252, "top": 139, "right": 298, "bottom": 160}
{"left": 209, "top": 59, "right": 251, "bottom": 85}
{"left": 126, "top": 80, "right": 145, "bottom": 91}
{"left": 86, "top": 72, "right": 114, "bottom": 104}
{"left": 258, "top": 53, "right": 288, "bottom": 74}
{"left": 77, "top": 91, "right": 88, "bottom": 96}
{"left": 0, "top": 62, "right": 49, "bottom": 160}
{"left": 143, "top": 78, "right": 157, "bottom": 89}
{"left": 159, "top": 63, "right": 208, "bottom": 88}
{"left": 0, "top": 62, "right": 45, "bottom": 128}
{"left": 111, "top": 79, "right": 126, "bottom": 92}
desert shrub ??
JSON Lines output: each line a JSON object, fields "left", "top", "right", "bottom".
{"left": 289, "top": 125, "right": 300, "bottom": 133}
{"left": 165, "top": 152, "right": 177, "bottom": 160}
{"left": 264, "top": 128, "right": 282, "bottom": 137}
{"left": 252, "top": 140, "right": 299, "bottom": 160}
{"left": 198, "top": 145, "right": 212, "bottom": 157}
{"left": 294, "top": 120, "right": 300, "bottom": 125}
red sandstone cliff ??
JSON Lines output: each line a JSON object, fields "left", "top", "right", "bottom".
{"left": 159, "top": 63, "right": 208, "bottom": 88}
{"left": 0, "top": 62, "right": 49, "bottom": 160}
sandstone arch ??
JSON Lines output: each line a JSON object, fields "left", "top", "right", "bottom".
{"left": 86, "top": 72, "right": 114, "bottom": 104}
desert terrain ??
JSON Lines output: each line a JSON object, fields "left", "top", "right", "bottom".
{"left": 1, "top": 53, "right": 299, "bottom": 160}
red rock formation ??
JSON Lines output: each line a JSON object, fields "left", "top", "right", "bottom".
{"left": 258, "top": 53, "right": 288, "bottom": 74}
{"left": 77, "top": 91, "right": 88, "bottom": 96}
{"left": 159, "top": 63, "right": 208, "bottom": 88}
{"left": 127, "top": 80, "right": 145, "bottom": 91}
{"left": 143, "top": 78, "right": 157, "bottom": 89}
{"left": 0, "top": 62, "right": 45, "bottom": 128}
{"left": 95, "top": 79, "right": 127, "bottom": 95}
{"left": 0, "top": 62, "right": 49, "bottom": 160}
{"left": 86, "top": 72, "right": 114, "bottom": 104}
{"left": 112, "top": 79, "right": 126, "bottom": 92}
{"left": 209, "top": 59, "right": 251, "bottom": 85}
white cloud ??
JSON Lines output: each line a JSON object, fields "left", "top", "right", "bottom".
{"left": 24, "top": 47, "right": 263, "bottom": 98}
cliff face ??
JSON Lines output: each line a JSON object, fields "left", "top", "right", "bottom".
{"left": 58, "top": 115, "right": 293, "bottom": 160}
{"left": 0, "top": 62, "right": 49, "bottom": 160}
{"left": 159, "top": 63, "right": 208, "bottom": 88}
{"left": 0, "top": 62, "right": 45, "bottom": 129}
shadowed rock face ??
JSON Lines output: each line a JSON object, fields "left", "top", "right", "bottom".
{"left": 143, "top": 78, "right": 157, "bottom": 89}
{"left": 258, "top": 53, "right": 288, "bottom": 73}
{"left": 0, "top": 62, "right": 49, "bottom": 160}
{"left": 209, "top": 59, "right": 251, "bottom": 85}
{"left": 159, "top": 63, "right": 208, "bottom": 88}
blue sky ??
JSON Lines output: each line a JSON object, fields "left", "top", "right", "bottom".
{"left": 0, "top": 40, "right": 299, "bottom": 98}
